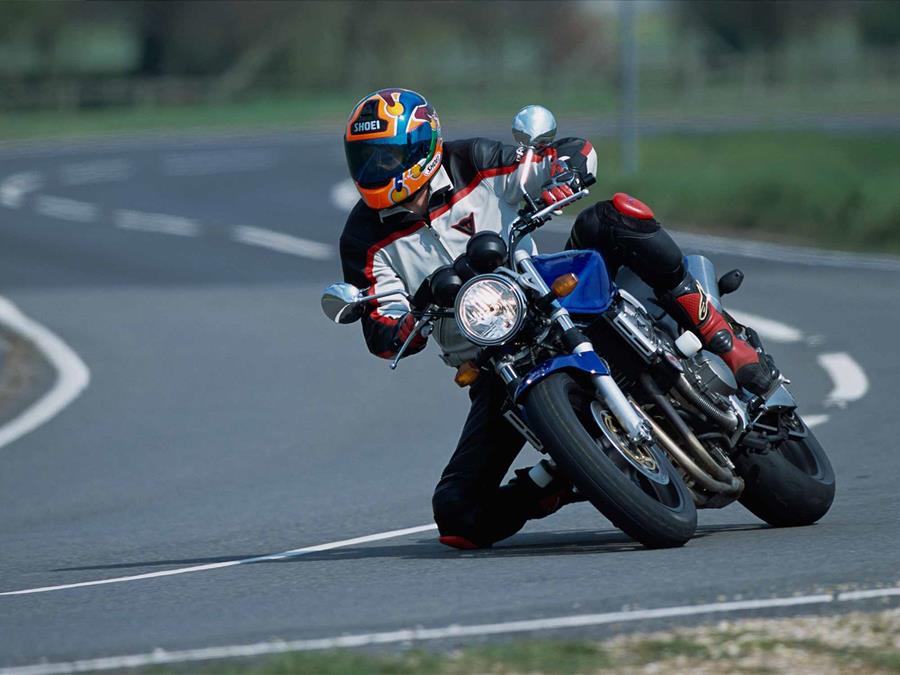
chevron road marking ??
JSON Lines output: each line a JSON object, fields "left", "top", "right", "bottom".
{"left": 0, "top": 296, "right": 90, "bottom": 451}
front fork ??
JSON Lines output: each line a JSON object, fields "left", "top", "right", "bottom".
{"left": 502, "top": 251, "right": 653, "bottom": 445}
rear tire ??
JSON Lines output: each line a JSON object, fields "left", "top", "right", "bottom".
{"left": 734, "top": 416, "right": 835, "bottom": 527}
{"left": 523, "top": 373, "right": 697, "bottom": 548}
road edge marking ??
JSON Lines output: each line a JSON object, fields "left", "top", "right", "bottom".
{"left": 0, "top": 296, "right": 90, "bottom": 451}
{"left": 2, "top": 586, "right": 898, "bottom": 675}
{"left": 0, "top": 524, "right": 438, "bottom": 596}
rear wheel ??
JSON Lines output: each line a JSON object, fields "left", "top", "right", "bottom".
{"left": 734, "top": 414, "right": 835, "bottom": 527}
{"left": 523, "top": 373, "right": 697, "bottom": 548}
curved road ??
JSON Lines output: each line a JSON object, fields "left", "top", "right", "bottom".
{"left": 0, "top": 129, "right": 898, "bottom": 671}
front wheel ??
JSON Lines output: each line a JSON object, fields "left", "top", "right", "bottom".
{"left": 523, "top": 373, "right": 697, "bottom": 548}
{"left": 733, "top": 414, "right": 835, "bottom": 527}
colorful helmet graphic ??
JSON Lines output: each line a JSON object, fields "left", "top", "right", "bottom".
{"left": 344, "top": 88, "right": 443, "bottom": 210}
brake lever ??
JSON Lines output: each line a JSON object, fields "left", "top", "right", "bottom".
{"left": 528, "top": 187, "right": 591, "bottom": 225}
{"left": 389, "top": 306, "right": 437, "bottom": 370}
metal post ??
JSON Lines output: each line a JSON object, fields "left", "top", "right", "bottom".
{"left": 618, "top": 0, "right": 638, "bottom": 175}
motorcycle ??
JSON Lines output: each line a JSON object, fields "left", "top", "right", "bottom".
{"left": 321, "top": 106, "right": 835, "bottom": 548}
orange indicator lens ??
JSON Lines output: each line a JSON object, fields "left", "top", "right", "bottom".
{"left": 454, "top": 361, "right": 480, "bottom": 387}
{"left": 551, "top": 273, "right": 579, "bottom": 297}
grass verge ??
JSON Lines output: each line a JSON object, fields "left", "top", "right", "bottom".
{"left": 145, "top": 607, "right": 900, "bottom": 674}
{"left": 587, "top": 132, "right": 900, "bottom": 254}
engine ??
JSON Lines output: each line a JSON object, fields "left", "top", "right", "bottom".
{"left": 683, "top": 351, "right": 737, "bottom": 399}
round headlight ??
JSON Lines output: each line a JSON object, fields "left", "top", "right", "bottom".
{"left": 454, "top": 274, "right": 526, "bottom": 346}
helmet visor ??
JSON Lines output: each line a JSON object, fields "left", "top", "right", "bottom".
{"left": 346, "top": 123, "right": 435, "bottom": 188}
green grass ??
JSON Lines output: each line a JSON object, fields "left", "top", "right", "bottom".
{"left": 0, "top": 96, "right": 348, "bottom": 141}
{"left": 588, "top": 132, "right": 900, "bottom": 253}
{"left": 148, "top": 641, "right": 616, "bottom": 675}
{"left": 144, "top": 632, "right": 900, "bottom": 674}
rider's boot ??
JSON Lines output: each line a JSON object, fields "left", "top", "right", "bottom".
{"left": 662, "top": 272, "right": 776, "bottom": 396}
{"left": 437, "top": 461, "right": 583, "bottom": 551}
{"left": 514, "top": 459, "right": 585, "bottom": 519}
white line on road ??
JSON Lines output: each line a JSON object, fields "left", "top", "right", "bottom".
{"left": 0, "top": 171, "right": 43, "bottom": 208}
{"left": 818, "top": 352, "right": 869, "bottom": 408}
{"left": 3, "top": 586, "right": 899, "bottom": 675}
{"left": 0, "top": 524, "right": 438, "bottom": 597}
{"left": 114, "top": 209, "right": 202, "bottom": 237}
{"left": 0, "top": 296, "right": 90, "bottom": 451}
{"left": 34, "top": 195, "right": 98, "bottom": 223}
{"left": 727, "top": 309, "right": 804, "bottom": 344}
{"left": 231, "top": 225, "right": 335, "bottom": 260}
{"left": 330, "top": 177, "right": 359, "bottom": 212}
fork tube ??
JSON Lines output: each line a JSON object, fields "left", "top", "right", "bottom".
{"left": 593, "top": 374, "right": 651, "bottom": 444}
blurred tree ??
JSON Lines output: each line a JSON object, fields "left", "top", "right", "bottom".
{"left": 678, "top": 0, "right": 792, "bottom": 52}
{"left": 859, "top": 0, "right": 900, "bottom": 47}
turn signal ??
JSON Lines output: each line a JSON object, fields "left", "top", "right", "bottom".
{"left": 551, "top": 273, "right": 579, "bottom": 297}
{"left": 454, "top": 361, "right": 480, "bottom": 387}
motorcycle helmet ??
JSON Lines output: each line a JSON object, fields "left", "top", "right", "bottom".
{"left": 344, "top": 88, "right": 443, "bottom": 210}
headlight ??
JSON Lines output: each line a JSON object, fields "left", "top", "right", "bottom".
{"left": 455, "top": 274, "right": 526, "bottom": 346}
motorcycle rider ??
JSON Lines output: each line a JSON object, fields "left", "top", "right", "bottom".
{"left": 339, "top": 88, "right": 775, "bottom": 549}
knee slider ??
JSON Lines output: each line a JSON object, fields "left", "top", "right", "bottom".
{"left": 612, "top": 192, "right": 655, "bottom": 221}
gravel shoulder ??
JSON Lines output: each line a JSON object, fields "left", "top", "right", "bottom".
{"left": 0, "top": 326, "right": 55, "bottom": 429}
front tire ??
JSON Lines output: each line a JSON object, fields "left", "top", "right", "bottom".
{"left": 523, "top": 373, "right": 697, "bottom": 548}
{"left": 734, "top": 415, "right": 835, "bottom": 527}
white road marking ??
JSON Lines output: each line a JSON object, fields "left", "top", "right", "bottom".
{"left": 330, "top": 178, "right": 360, "bottom": 212}
{"left": 114, "top": 209, "right": 202, "bottom": 237}
{"left": 0, "top": 171, "right": 43, "bottom": 208}
{"left": 837, "top": 586, "right": 900, "bottom": 601}
{"left": 802, "top": 414, "right": 830, "bottom": 428}
{"left": 0, "top": 524, "right": 438, "bottom": 596}
{"left": 34, "top": 195, "right": 99, "bottom": 223}
{"left": 162, "top": 149, "right": 277, "bottom": 176}
{"left": 4, "top": 586, "right": 900, "bottom": 675}
{"left": 727, "top": 309, "right": 804, "bottom": 344}
{"left": 58, "top": 159, "right": 133, "bottom": 186}
{"left": 0, "top": 296, "right": 90, "bottom": 451}
{"left": 231, "top": 225, "right": 334, "bottom": 260}
{"left": 818, "top": 352, "right": 869, "bottom": 408}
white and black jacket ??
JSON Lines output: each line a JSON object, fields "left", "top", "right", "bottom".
{"left": 339, "top": 136, "right": 598, "bottom": 366}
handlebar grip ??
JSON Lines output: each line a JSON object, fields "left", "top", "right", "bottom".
{"left": 582, "top": 174, "right": 597, "bottom": 188}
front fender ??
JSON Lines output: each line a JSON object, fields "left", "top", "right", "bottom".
{"left": 514, "top": 352, "right": 609, "bottom": 403}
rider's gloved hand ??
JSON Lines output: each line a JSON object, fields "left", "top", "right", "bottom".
{"left": 397, "top": 312, "right": 428, "bottom": 351}
{"left": 540, "top": 182, "right": 575, "bottom": 206}
{"left": 540, "top": 161, "right": 578, "bottom": 207}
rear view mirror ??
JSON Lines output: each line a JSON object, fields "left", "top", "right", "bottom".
{"left": 512, "top": 105, "right": 557, "bottom": 148}
{"left": 321, "top": 282, "right": 365, "bottom": 324}
{"left": 718, "top": 269, "right": 744, "bottom": 296}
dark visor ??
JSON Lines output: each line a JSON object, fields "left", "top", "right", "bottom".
{"left": 346, "top": 123, "right": 434, "bottom": 188}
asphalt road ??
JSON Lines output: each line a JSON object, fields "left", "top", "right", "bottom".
{"left": 0, "top": 128, "right": 897, "bottom": 670}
